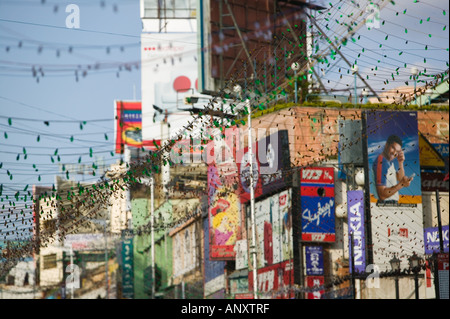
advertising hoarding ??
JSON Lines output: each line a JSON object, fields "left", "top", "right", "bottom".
{"left": 347, "top": 190, "right": 366, "bottom": 273}
{"left": 114, "top": 100, "right": 161, "bottom": 154}
{"left": 305, "top": 246, "right": 324, "bottom": 276}
{"left": 207, "top": 128, "right": 241, "bottom": 260}
{"left": 247, "top": 189, "right": 293, "bottom": 269}
{"left": 141, "top": 32, "right": 199, "bottom": 143}
{"left": 236, "top": 130, "right": 290, "bottom": 204}
{"left": 300, "top": 167, "right": 336, "bottom": 242}
{"left": 365, "top": 110, "right": 424, "bottom": 270}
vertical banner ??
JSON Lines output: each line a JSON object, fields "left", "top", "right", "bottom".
{"left": 122, "top": 239, "right": 134, "bottom": 299}
{"left": 347, "top": 190, "right": 366, "bottom": 273}
{"left": 305, "top": 246, "right": 324, "bottom": 276}
{"left": 207, "top": 128, "right": 241, "bottom": 260}
{"left": 437, "top": 253, "right": 449, "bottom": 299}
{"left": 203, "top": 217, "right": 226, "bottom": 298}
{"left": 365, "top": 110, "right": 424, "bottom": 270}
{"left": 300, "top": 167, "right": 336, "bottom": 242}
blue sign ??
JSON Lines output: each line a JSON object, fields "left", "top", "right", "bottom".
{"left": 424, "top": 225, "right": 449, "bottom": 254}
{"left": 122, "top": 239, "right": 134, "bottom": 299}
{"left": 301, "top": 195, "right": 336, "bottom": 242}
{"left": 347, "top": 190, "right": 366, "bottom": 273}
{"left": 305, "top": 246, "right": 324, "bottom": 276}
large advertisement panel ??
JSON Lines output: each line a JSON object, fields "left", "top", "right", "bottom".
{"left": 300, "top": 167, "right": 336, "bottom": 242}
{"left": 365, "top": 110, "right": 424, "bottom": 270}
{"left": 141, "top": 32, "right": 199, "bottom": 142}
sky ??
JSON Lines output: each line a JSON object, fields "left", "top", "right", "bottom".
{"left": 0, "top": 0, "right": 142, "bottom": 241}
{"left": 0, "top": 0, "right": 448, "bottom": 243}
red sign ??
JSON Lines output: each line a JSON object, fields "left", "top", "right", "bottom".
{"left": 300, "top": 167, "right": 334, "bottom": 184}
{"left": 234, "top": 293, "right": 254, "bottom": 299}
{"left": 248, "top": 260, "right": 294, "bottom": 299}
{"left": 306, "top": 276, "right": 325, "bottom": 299}
{"left": 438, "top": 253, "right": 449, "bottom": 271}
{"left": 421, "top": 172, "right": 449, "bottom": 192}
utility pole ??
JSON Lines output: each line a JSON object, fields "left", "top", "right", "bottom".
{"left": 350, "top": 232, "right": 356, "bottom": 299}
{"left": 247, "top": 99, "right": 258, "bottom": 299}
{"left": 150, "top": 176, "right": 155, "bottom": 299}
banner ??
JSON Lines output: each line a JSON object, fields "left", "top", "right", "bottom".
{"left": 300, "top": 167, "right": 336, "bottom": 242}
{"left": 306, "top": 276, "right": 325, "bottom": 299}
{"left": 424, "top": 226, "right": 449, "bottom": 254}
{"left": 207, "top": 128, "right": 241, "bottom": 260}
{"left": 305, "top": 246, "right": 324, "bottom": 276}
{"left": 121, "top": 239, "right": 134, "bottom": 299}
{"left": 347, "top": 190, "right": 366, "bottom": 273}
{"left": 365, "top": 110, "right": 424, "bottom": 270}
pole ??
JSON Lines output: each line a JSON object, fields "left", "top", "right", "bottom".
{"left": 414, "top": 272, "right": 419, "bottom": 299}
{"left": 354, "top": 73, "right": 357, "bottom": 106}
{"left": 436, "top": 190, "right": 444, "bottom": 253}
{"left": 151, "top": 176, "right": 155, "bottom": 299}
{"left": 350, "top": 232, "right": 356, "bottom": 299}
{"left": 248, "top": 100, "right": 258, "bottom": 299}
{"left": 395, "top": 276, "right": 399, "bottom": 299}
{"left": 70, "top": 246, "right": 74, "bottom": 299}
{"left": 105, "top": 222, "right": 109, "bottom": 299}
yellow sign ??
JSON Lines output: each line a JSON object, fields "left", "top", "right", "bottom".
{"left": 419, "top": 133, "right": 445, "bottom": 168}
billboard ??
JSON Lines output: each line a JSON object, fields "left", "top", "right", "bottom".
{"left": 236, "top": 130, "right": 291, "bottom": 204}
{"left": 347, "top": 190, "right": 366, "bottom": 273}
{"left": 300, "top": 167, "right": 336, "bottom": 242}
{"left": 141, "top": 32, "right": 199, "bottom": 143}
{"left": 248, "top": 260, "right": 294, "bottom": 299}
{"left": 305, "top": 246, "right": 324, "bottom": 276}
{"left": 365, "top": 110, "right": 424, "bottom": 270}
{"left": 247, "top": 189, "right": 293, "bottom": 269}
{"left": 114, "top": 100, "right": 161, "bottom": 154}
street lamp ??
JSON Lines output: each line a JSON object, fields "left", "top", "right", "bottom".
{"left": 389, "top": 254, "right": 401, "bottom": 299}
{"left": 291, "top": 62, "right": 300, "bottom": 104}
{"left": 351, "top": 65, "right": 359, "bottom": 106}
{"left": 361, "top": 88, "right": 369, "bottom": 104}
{"left": 411, "top": 67, "right": 419, "bottom": 106}
{"left": 408, "top": 252, "right": 423, "bottom": 299}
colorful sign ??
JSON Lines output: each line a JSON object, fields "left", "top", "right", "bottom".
{"left": 424, "top": 226, "right": 449, "bottom": 254}
{"left": 419, "top": 133, "right": 446, "bottom": 169}
{"left": 305, "top": 246, "right": 324, "bottom": 276}
{"left": 421, "top": 172, "right": 449, "bottom": 192}
{"left": 114, "top": 100, "right": 161, "bottom": 154}
{"left": 437, "top": 253, "right": 449, "bottom": 299}
{"left": 207, "top": 128, "right": 241, "bottom": 260}
{"left": 347, "top": 190, "right": 366, "bottom": 273}
{"left": 365, "top": 110, "right": 424, "bottom": 270}
{"left": 300, "top": 167, "right": 336, "bottom": 242}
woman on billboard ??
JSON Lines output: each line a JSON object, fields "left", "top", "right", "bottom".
{"left": 372, "top": 134, "right": 415, "bottom": 203}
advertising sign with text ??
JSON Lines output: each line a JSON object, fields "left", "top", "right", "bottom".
{"left": 347, "top": 190, "right": 366, "bottom": 273}
{"left": 300, "top": 167, "right": 336, "bottom": 242}
{"left": 305, "top": 246, "right": 324, "bottom": 276}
